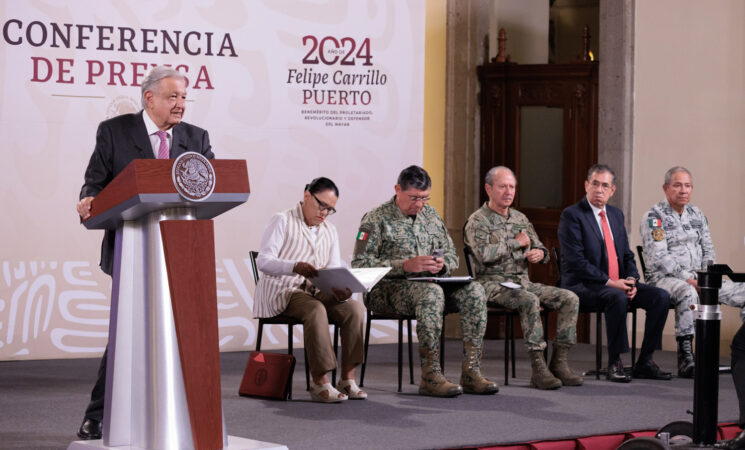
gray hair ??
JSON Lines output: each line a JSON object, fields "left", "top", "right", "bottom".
{"left": 484, "top": 166, "right": 516, "bottom": 185}
{"left": 141, "top": 66, "right": 186, "bottom": 108}
{"left": 664, "top": 166, "right": 692, "bottom": 185}
{"left": 587, "top": 164, "right": 616, "bottom": 185}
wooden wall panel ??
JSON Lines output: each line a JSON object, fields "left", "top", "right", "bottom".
{"left": 161, "top": 220, "right": 222, "bottom": 450}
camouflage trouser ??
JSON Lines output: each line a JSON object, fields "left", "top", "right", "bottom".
{"left": 364, "top": 279, "right": 487, "bottom": 350}
{"left": 652, "top": 277, "right": 745, "bottom": 337}
{"left": 480, "top": 278, "right": 579, "bottom": 352}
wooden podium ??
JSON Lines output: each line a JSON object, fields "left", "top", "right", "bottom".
{"left": 69, "top": 159, "right": 285, "bottom": 450}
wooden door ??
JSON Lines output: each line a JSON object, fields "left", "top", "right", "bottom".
{"left": 478, "top": 62, "right": 598, "bottom": 285}
{"left": 478, "top": 62, "right": 598, "bottom": 341}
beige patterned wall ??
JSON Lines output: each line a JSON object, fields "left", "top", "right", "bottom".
{"left": 631, "top": 0, "right": 745, "bottom": 354}
{"left": 0, "top": 0, "right": 426, "bottom": 360}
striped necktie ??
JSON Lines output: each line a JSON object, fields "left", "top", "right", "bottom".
{"left": 156, "top": 130, "right": 169, "bottom": 159}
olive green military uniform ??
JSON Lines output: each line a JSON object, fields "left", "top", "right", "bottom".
{"left": 464, "top": 203, "right": 578, "bottom": 352}
{"left": 351, "top": 197, "right": 487, "bottom": 350}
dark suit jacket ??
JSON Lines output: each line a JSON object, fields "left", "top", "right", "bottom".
{"left": 557, "top": 197, "right": 639, "bottom": 290}
{"left": 79, "top": 111, "right": 214, "bottom": 275}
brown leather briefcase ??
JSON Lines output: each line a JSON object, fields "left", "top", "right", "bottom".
{"left": 238, "top": 351, "right": 295, "bottom": 400}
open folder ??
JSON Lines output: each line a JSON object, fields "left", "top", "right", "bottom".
{"left": 309, "top": 267, "right": 392, "bottom": 296}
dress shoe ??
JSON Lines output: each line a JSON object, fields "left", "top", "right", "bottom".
{"left": 607, "top": 359, "right": 631, "bottom": 383}
{"left": 77, "top": 417, "right": 102, "bottom": 440}
{"left": 714, "top": 429, "right": 745, "bottom": 449}
{"left": 633, "top": 359, "right": 673, "bottom": 380}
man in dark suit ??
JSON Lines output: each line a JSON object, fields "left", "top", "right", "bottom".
{"left": 558, "top": 164, "right": 671, "bottom": 383}
{"left": 75, "top": 66, "right": 214, "bottom": 439}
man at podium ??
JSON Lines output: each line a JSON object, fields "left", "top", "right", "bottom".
{"left": 253, "top": 177, "right": 367, "bottom": 403}
{"left": 75, "top": 66, "right": 215, "bottom": 440}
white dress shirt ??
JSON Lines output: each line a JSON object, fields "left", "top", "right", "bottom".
{"left": 142, "top": 110, "right": 171, "bottom": 158}
{"left": 589, "top": 201, "right": 614, "bottom": 241}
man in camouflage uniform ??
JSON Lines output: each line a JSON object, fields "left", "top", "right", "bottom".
{"left": 641, "top": 166, "right": 745, "bottom": 378}
{"left": 352, "top": 165, "right": 497, "bottom": 397}
{"left": 465, "top": 166, "right": 582, "bottom": 389}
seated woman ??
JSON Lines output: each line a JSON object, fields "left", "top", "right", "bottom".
{"left": 253, "top": 177, "right": 366, "bottom": 402}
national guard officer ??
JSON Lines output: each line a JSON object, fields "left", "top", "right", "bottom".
{"left": 464, "top": 166, "right": 582, "bottom": 389}
{"left": 351, "top": 165, "right": 497, "bottom": 397}
{"left": 640, "top": 166, "right": 745, "bottom": 378}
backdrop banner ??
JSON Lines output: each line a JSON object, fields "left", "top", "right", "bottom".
{"left": 0, "top": 0, "right": 425, "bottom": 360}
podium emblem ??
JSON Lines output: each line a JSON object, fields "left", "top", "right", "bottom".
{"left": 172, "top": 152, "right": 216, "bottom": 201}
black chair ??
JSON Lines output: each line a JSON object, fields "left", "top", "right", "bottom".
{"left": 552, "top": 247, "right": 637, "bottom": 379}
{"left": 438, "top": 304, "right": 459, "bottom": 377}
{"left": 463, "top": 244, "right": 518, "bottom": 385}
{"left": 637, "top": 244, "right": 732, "bottom": 375}
{"left": 361, "top": 298, "right": 456, "bottom": 393}
{"left": 249, "top": 251, "right": 339, "bottom": 397}
{"left": 359, "top": 310, "right": 415, "bottom": 393}
{"left": 635, "top": 246, "right": 649, "bottom": 281}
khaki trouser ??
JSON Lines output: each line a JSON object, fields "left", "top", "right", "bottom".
{"left": 284, "top": 291, "right": 365, "bottom": 378}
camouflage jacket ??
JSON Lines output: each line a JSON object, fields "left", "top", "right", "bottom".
{"left": 351, "top": 197, "right": 458, "bottom": 278}
{"left": 640, "top": 199, "right": 715, "bottom": 283}
{"left": 464, "top": 203, "right": 548, "bottom": 281}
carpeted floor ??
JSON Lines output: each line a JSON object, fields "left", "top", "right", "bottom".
{"left": 0, "top": 340, "right": 739, "bottom": 450}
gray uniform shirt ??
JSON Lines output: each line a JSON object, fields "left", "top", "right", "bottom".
{"left": 639, "top": 199, "right": 715, "bottom": 283}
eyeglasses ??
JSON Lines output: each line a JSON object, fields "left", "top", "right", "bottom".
{"left": 408, "top": 195, "right": 431, "bottom": 204}
{"left": 589, "top": 180, "right": 613, "bottom": 192}
{"left": 311, "top": 192, "right": 337, "bottom": 215}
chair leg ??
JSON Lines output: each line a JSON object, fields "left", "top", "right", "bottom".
{"left": 291, "top": 326, "right": 310, "bottom": 391}
{"left": 407, "top": 319, "right": 414, "bottom": 385}
{"left": 303, "top": 348, "right": 311, "bottom": 391}
{"left": 440, "top": 322, "right": 446, "bottom": 375}
{"left": 288, "top": 325, "right": 295, "bottom": 399}
{"left": 332, "top": 325, "right": 339, "bottom": 386}
{"left": 510, "top": 317, "right": 516, "bottom": 378}
{"left": 360, "top": 312, "right": 372, "bottom": 387}
{"left": 398, "top": 319, "right": 403, "bottom": 392}
{"left": 631, "top": 308, "right": 638, "bottom": 369}
{"left": 256, "top": 321, "right": 264, "bottom": 352}
{"left": 503, "top": 315, "right": 509, "bottom": 386}
{"left": 595, "top": 312, "right": 602, "bottom": 380}
{"left": 543, "top": 310, "right": 549, "bottom": 360}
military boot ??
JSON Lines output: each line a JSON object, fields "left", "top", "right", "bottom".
{"left": 460, "top": 342, "right": 499, "bottom": 395}
{"left": 677, "top": 334, "right": 695, "bottom": 378}
{"left": 529, "top": 350, "right": 562, "bottom": 390}
{"left": 418, "top": 346, "right": 463, "bottom": 397}
{"left": 548, "top": 343, "right": 583, "bottom": 386}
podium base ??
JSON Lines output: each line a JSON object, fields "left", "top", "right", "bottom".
{"left": 67, "top": 435, "right": 288, "bottom": 450}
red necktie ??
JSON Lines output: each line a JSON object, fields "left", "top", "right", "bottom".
{"left": 156, "top": 131, "right": 169, "bottom": 159}
{"left": 599, "top": 210, "right": 619, "bottom": 280}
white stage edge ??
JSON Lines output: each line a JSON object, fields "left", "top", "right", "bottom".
{"left": 67, "top": 435, "right": 288, "bottom": 450}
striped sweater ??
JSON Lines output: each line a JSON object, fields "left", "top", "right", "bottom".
{"left": 253, "top": 203, "right": 337, "bottom": 317}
